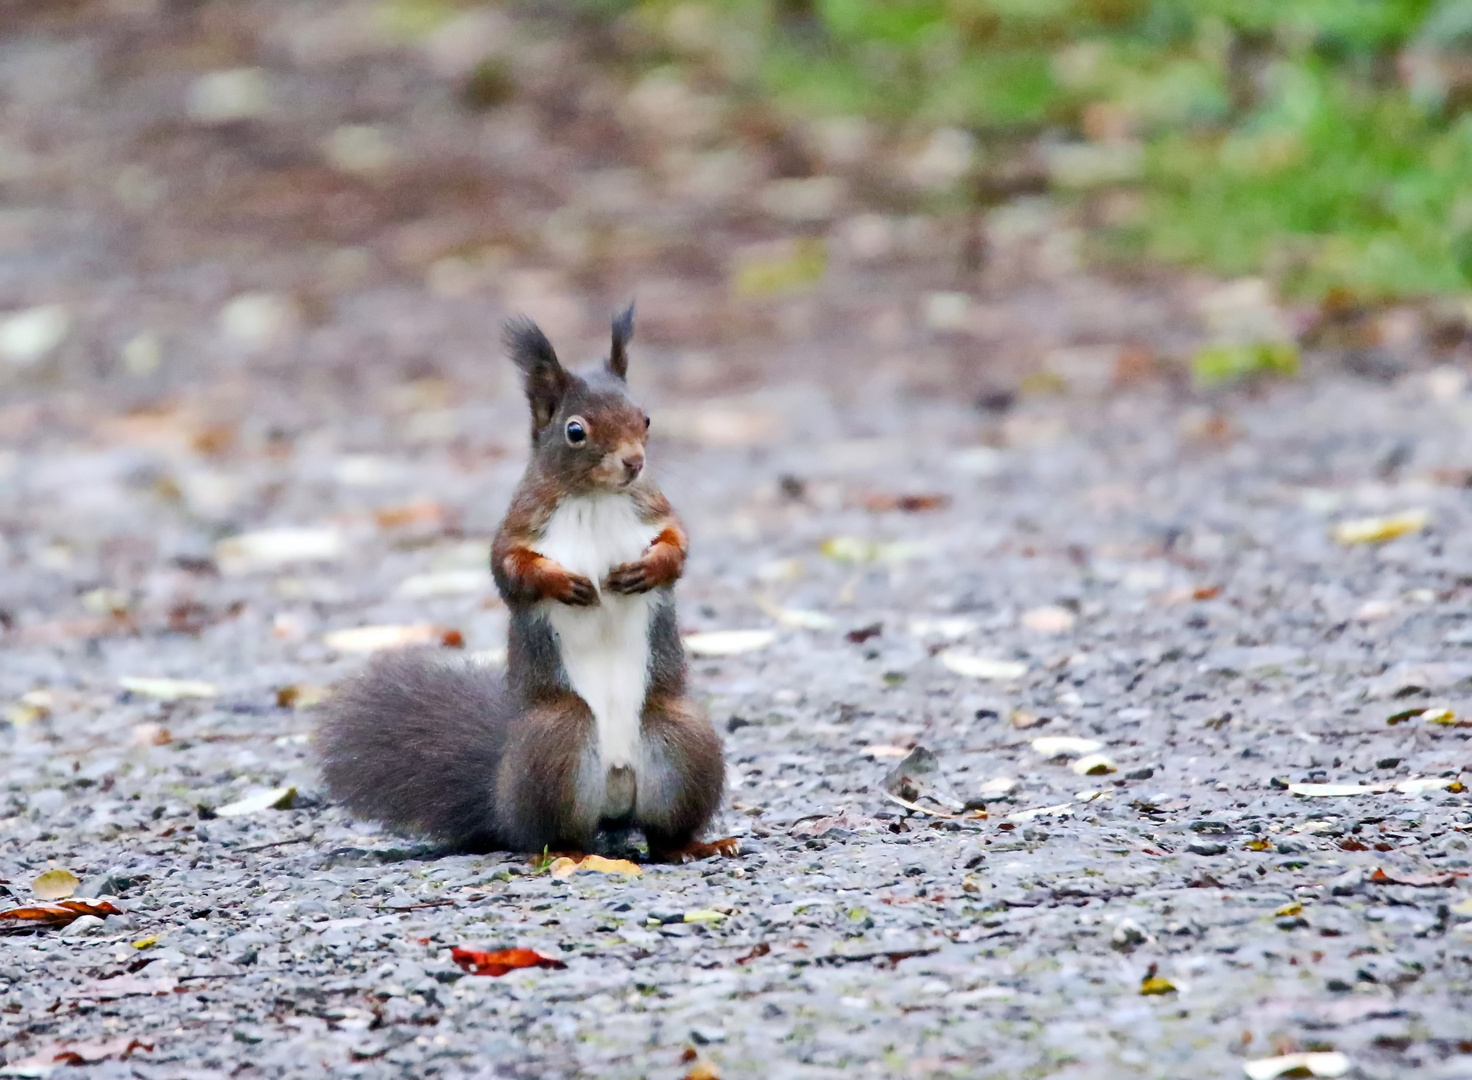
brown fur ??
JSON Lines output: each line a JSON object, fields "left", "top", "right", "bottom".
{"left": 318, "top": 306, "right": 726, "bottom": 854}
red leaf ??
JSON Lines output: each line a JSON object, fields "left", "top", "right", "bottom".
{"left": 0, "top": 899, "right": 121, "bottom": 930}
{"left": 735, "top": 942, "right": 771, "bottom": 965}
{"left": 450, "top": 946, "right": 566, "bottom": 977}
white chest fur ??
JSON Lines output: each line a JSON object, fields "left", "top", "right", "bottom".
{"left": 537, "top": 495, "right": 660, "bottom": 777}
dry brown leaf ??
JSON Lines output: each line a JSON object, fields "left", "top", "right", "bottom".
{"left": 0, "top": 899, "right": 121, "bottom": 933}
{"left": 374, "top": 500, "right": 452, "bottom": 529}
{"left": 861, "top": 492, "right": 951, "bottom": 513}
{"left": 450, "top": 946, "right": 566, "bottom": 976}
{"left": 276, "top": 684, "right": 330, "bottom": 710}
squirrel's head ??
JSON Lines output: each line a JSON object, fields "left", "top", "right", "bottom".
{"left": 502, "top": 305, "right": 650, "bottom": 493}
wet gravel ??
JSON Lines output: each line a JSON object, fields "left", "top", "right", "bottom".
{"left": 1, "top": 3, "right": 1471, "bottom": 1078}
{"left": 3, "top": 367, "right": 1472, "bottom": 1080}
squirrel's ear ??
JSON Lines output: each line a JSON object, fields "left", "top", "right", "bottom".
{"left": 607, "top": 303, "right": 635, "bottom": 381}
{"left": 503, "top": 316, "right": 568, "bottom": 435}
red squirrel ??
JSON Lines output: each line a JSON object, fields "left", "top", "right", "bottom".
{"left": 317, "top": 307, "right": 725, "bottom": 858}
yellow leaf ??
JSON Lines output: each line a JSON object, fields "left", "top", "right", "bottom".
{"left": 683, "top": 909, "right": 726, "bottom": 923}
{"left": 1139, "top": 976, "right": 1177, "bottom": 996}
{"left": 132, "top": 936, "right": 159, "bottom": 950}
{"left": 579, "top": 855, "right": 642, "bottom": 877}
{"left": 1274, "top": 902, "right": 1303, "bottom": 917}
{"left": 1333, "top": 510, "right": 1429, "bottom": 545}
{"left": 548, "top": 858, "right": 579, "bottom": 880}
{"left": 32, "top": 869, "right": 80, "bottom": 900}
{"left": 1245, "top": 839, "right": 1271, "bottom": 851}
{"left": 1423, "top": 708, "right": 1457, "bottom": 725}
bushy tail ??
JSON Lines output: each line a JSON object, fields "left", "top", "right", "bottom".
{"left": 317, "top": 650, "right": 511, "bottom": 849}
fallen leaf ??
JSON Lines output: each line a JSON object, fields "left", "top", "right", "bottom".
{"left": 276, "top": 684, "right": 330, "bottom": 710}
{"left": 819, "top": 536, "right": 929, "bottom": 564}
{"left": 548, "top": 854, "right": 643, "bottom": 879}
{"left": 754, "top": 599, "right": 835, "bottom": 630}
{"left": 1030, "top": 736, "right": 1103, "bottom": 758}
{"left": 682, "top": 909, "right": 726, "bottom": 923}
{"left": 1244, "top": 839, "right": 1272, "bottom": 851}
{"left": 1288, "top": 782, "right": 1386, "bottom": 797}
{"left": 0, "top": 899, "right": 121, "bottom": 933}
{"left": 1368, "top": 867, "right": 1463, "bottom": 887}
{"left": 861, "top": 492, "right": 951, "bottom": 513}
{"left": 735, "top": 942, "right": 770, "bottom": 965}
{"left": 683, "top": 630, "right": 775, "bottom": 657}
{"left": 1020, "top": 605, "right": 1076, "bottom": 633}
{"left": 1008, "top": 709, "right": 1047, "bottom": 729}
{"left": 684, "top": 1060, "right": 721, "bottom": 1080}
{"left": 1394, "top": 776, "right": 1461, "bottom": 793}
{"left": 1006, "top": 802, "right": 1074, "bottom": 823}
{"left": 668, "top": 837, "right": 741, "bottom": 861}
{"left": 32, "top": 869, "right": 80, "bottom": 900}
{"left": 450, "top": 946, "right": 566, "bottom": 977}
{"left": 216, "top": 526, "right": 344, "bottom": 573}
{"left": 373, "top": 500, "right": 450, "bottom": 529}
{"left": 1333, "top": 510, "right": 1429, "bottom": 545}
{"left": 1274, "top": 902, "right": 1303, "bottom": 917}
{"left": 130, "top": 722, "right": 172, "bottom": 747}
{"left": 214, "top": 786, "right": 297, "bottom": 817}
{"left": 939, "top": 651, "right": 1028, "bottom": 681}
{"left": 882, "top": 746, "right": 965, "bottom": 811}
{"left": 324, "top": 624, "right": 464, "bottom": 652}
{"left": 131, "top": 936, "right": 158, "bottom": 949}
{"left": 119, "top": 676, "right": 218, "bottom": 701}
{"left": 1422, "top": 708, "right": 1459, "bottom": 725}
{"left": 1139, "top": 962, "right": 1177, "bottom": 995}
{"left": 1070, "top": 753, "right": 1117, "bottom": 776}
{"left": 1242, "top": 1051, "right": 1351, "bottom": 1080}
{"left": 845, "top": 623, "right": 883, "bottom": 644}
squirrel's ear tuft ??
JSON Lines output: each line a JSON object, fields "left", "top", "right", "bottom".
{"left": 503, "top": 316, "right": 568, "bottom": 436}
{"left": 607, "top": 302, "right": 635, "bottom": 381}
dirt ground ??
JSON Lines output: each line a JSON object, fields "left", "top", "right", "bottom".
{"left": 2, "top": 3, "right": 1472, "bottom": 1079}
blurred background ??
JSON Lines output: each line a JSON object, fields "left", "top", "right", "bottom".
{"left": 3, "top": 0, "right": 1472, "bottom": 680}
{"left": 3, "top": 0, "right": 1471, "bottom": 409}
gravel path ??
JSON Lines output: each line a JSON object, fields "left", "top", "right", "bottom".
{"left": 2, "top": 4, "right": 1472, "bottom": 1079}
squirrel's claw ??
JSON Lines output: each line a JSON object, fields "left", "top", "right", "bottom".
{"left": 604, "top": 560, "right": 653, "bottom": 595}
{"left": 559, "top": 573, "right": 600, "bottom": 606}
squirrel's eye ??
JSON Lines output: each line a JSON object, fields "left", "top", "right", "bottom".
{"left": 565, "top": 418, "right": 587, "bottom": 446}
{"left": 644, "top": 415, "right": 651, "bottom": 431}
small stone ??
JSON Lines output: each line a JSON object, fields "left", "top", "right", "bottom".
{"left": 1188, "top": 841, "right": 1228, "bottom": 856}
{"left": 187, "top": 68, "right": 270, "bottom": 124}
{"left": 58, "top": 914, "right": 108, "bottom": 938}
{"left": 1275, "top": 838, "right": 1308, "bottom": 855}
{"left": 0, "top": 304, "right": 70, "bottom": 365}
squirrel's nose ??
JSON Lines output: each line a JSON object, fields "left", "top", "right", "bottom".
{"left": 621, "top": 451, "right": 644, "bottom": 479}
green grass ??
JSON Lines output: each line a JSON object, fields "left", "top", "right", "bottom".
{"left": 594, "top": 0, "right": 1472, "bottom": 301}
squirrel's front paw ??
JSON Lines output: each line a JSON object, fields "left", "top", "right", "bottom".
{"left": 604, "top": 560, "right": 653, "bottom": 595}
{"left": 556, "top": 573, "right": 599, "bottom": 606}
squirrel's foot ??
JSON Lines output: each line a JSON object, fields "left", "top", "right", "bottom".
{"left": 603, "top": 559, "right": 653, "bottom": 595}
{"left": 556, "top": 573, "right": 599, "bottom": 606}
{"left": 650, "top": 836, "right": 741, "bottom": 863}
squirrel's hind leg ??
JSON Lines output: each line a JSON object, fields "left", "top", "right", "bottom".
{"left": 494, "top": 693, "right": 603, "bottom": 852}
{"left": 634, "top": 694, "right": 725, "bottom": 859}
